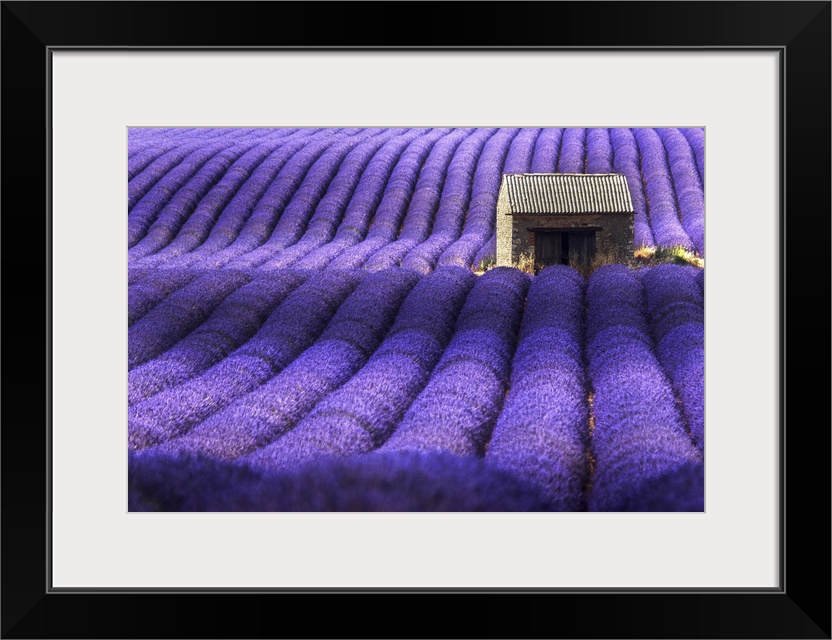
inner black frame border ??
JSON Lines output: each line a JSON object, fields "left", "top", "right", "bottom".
{"left": 2, "top": 2, "right": 829, "bottom": 638}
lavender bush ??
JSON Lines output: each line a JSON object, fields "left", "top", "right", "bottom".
{"left": 327, "top": 128, "right": 461, "bottom": 270}
{"left": 585, "top": 265, "right": 702, "bottom": 511}
{"left": 641, "top": 265, "right": 705, "bottom": 453}
{"left": 243, "top": 267, "right": 475, "bottom": 471}
{"left": 223, "top": 128, "right": 374, "bottom": 268}
{"left": 203, "top": 129, "right": 363, "bottom": 268}
{"left": 485, "top": 265, "right": 589, "bottom": 510}
{"left": 128, "top": 270, "right": 309, "bottom": 404}
{"left": 129, "top": 449, "right": 551, "bottom": 511}
{"left": 678, "top": 127, "right": 705, "bottom": 187}
{"left": 655, "top": 128, "right": 705, "bottom": 256}
{"left": 393, "top": 128, "right": 495, "bottom": 272}
{"left": 437, "top": 128, "right": 518, "bottom": 268}
{"left": 128, "top": 130, "right": 267, "bottom": 247}
{"left": 609, "top": 128, "right": 655, "bottom": 249}
{"left": 293, "top": 129, "right": 433, "bottom": 269}
{"left": 139, "top": 129, "right": 327, "bottom": 269}
{"left": 378, "top": 267, "right": 528, "bottom": 455}
{"left": 135, "top": 129, "right": 320, "bottom": 267}
{"left": 128, "top": 270, "right": 363, "bottom": 450}
{"left": 127, "top": 269, "right": 201, "bottom": 326}
{"left": 128, "top": 269, "right": 252, "bottom": 369}
{"left": 556, "top": 127, "right": 586, "bottom": 173}
{"left": 258, "top": 129, "right": 401, "bottom": 269}
{"left": 586, "top": 128, "right": 614, "bottom": 174}
{"left": 632, "top": 128, "right": 695, "bottom": 251}
{"left": 469, "top": 128, "right": 539, "bottom": 268}
{"left": 127, "top": 127, "right": 704, "bottom": 267}
{"left": 529, "top": 127, "right": 563, "bottom": 173}
{"left": 159, "top": 268, "right": 420, "bottom": 462}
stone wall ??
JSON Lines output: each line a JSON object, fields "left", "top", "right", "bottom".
{"left": 495, "top": 186, "right": 513, "bottom": 266}
{"left": 496, "top": 212, "right": 634, "bottom": 266}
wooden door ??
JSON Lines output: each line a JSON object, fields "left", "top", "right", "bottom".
{"left": 534, "top": 231, "right": 561, "bottom": 269}
{"left": 567, "top": 231, "right": 597, "bottom": 265}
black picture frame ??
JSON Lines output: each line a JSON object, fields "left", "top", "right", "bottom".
{"left": 2, "top": 2, "right": 829, "bottom": 638}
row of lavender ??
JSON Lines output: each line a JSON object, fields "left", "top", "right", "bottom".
{"left": 127, "top": 127, "right": 705, "bottom": 273}
{"left": 128, "top": 263, "right": 704, "bottom": 511}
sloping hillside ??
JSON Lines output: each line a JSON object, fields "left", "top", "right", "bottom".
{"left": 128, "top": 128, "right": 705, "bottom": 511}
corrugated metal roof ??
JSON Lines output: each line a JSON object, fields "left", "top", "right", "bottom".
{"left": 503, "top": 173, "right": 634, "bottom": 214}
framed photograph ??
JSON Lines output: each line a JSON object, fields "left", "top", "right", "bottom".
{"left": 3, "top": 1, "right": 828, "bottom": 638}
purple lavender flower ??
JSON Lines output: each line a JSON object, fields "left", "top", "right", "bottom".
{"left": 129, "top": 449, "right": 550, "bottom": 512}
{"left": 485, "top": 265, "right": 589, "bottom": 510}
{"left": 437, "top": 128, "right": 519, "bottom": 269}
{"left": 128, "top": 269, "right": 252, "bottom": 369}
{"left": 655, "top": 128, "right": 705, "bottom": 256}
{"left": 129, "top": 139, "right": 183, "bottom": 181}
{"left": 202, "top": 129, "right": 370, "bottom": 268}
{"left": 609, "top": 461, "right": 704, "bottom": 511}
{"left": 609, "top": 128, "right": 655, "bottom": 249}
{"left": 473, "top": 235, "right": 496, "bottom": 269}
{"left": 325, "top": 128, "right": 462, "bottom": 270}
{"left": 632, "top": 128, "right": 694, "bottom": 251}
{"left": 128, "top": 266, "right": 154, "bottom": 286}
{"left": 128, "top": 141, "right": 261, "bottom": 260}
{"left": 128, "top": 269, "right": 310, "bottom": 405}
{"left": 293, "top": 129, "right": 435, "bottom": 270}
{"left": 242, "top": 267, "right": 476, "bottom": 471}
{"left": 256, "top": 130, "right": 403, "bottom": 269}
{"left": 378, "top": 267, "right": 529, "bottom": 455}
{"left": 128, "top": 270, "right": 364, "bottom": 450}
{"left": 126, "top": 128, "right": 707, "bottom": 512}
{"left": 128, "top": 269, "right": 201, "bottom": 326}
{"left": 530, "top": 128, "right": 563, "bottom": 173}
{"left": 585, "top": 265, "right": 702, "bottom": 511}
{"left": 586, "top": 128, "right": 613, "bottom": 174}
{"left": 150, "top": 129, "right": 341, "bottom": 269}
{"left": 157, "top": 268, "right": 420, "bottom": 462}
{"left": 467, "top": 128, "right": 539, "bottom": 269}
{"left": 128, "top": 130, "right": 268, "bottom": 247}
{"left": 221, "top": 128, "right": 378, "bottom": 268}
{"left": 391, "top": 128, "right": 495, "bottom": 273}
{"left": 678, "top": 127, "right": 705, "bottom": 187}
{"left": 640, "top": 265, "right": 704, "bottom": 453}
{"left": 556, "top": 127, "right": 586, "bottom": 173}
{"left": 130, "top": 130, "right": 303, "bottom": 266}
{"left": 129, "top": 141, "right": 209, "bottom": 208}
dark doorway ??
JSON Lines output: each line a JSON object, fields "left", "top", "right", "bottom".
{"left": 532, "top": 228, "right": 598, "bottom": 271}
{"left": 567, "top": 230, "right": 596, "bottom": 265}
{"left": 534, "top": 231, "right": 562, "bottom": 268}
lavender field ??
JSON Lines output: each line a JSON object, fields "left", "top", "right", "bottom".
{"left": 128, "top": 128, "right": 705, "bottom": 511}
